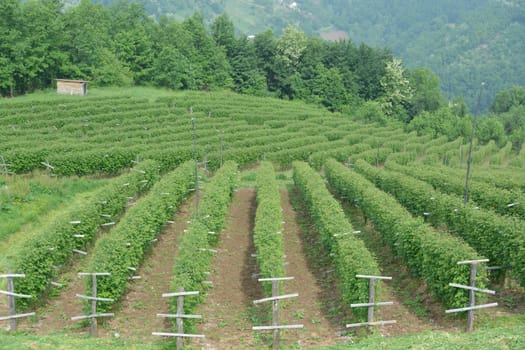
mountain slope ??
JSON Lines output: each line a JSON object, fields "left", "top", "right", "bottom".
{"left": 74, "top": 0, "right": 525, "bottom": 110}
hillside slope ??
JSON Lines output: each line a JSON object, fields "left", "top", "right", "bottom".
{"left": 84, "top": 0, "right": 525, "bottom": 111}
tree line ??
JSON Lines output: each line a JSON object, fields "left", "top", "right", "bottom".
{"left": 1, "top": 0, "right": 523, "bottom": 152}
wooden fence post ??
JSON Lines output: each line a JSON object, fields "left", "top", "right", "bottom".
{"left": 446, "top": 259, "right": 498, "bottom": 332}
{"left": 0, "top": 273, "right": 36, "bottom": 331}
{"left": 346, "top": 275, "right": 396, "bottom": 330}
{"left": 252, "top": 277, "right": 304, "bottom": 349}
{"left": 152, "top": 288, "right": 204, "bottom": 350}
{"left": 71, "top": 272, "right": 114, "bottom": 336}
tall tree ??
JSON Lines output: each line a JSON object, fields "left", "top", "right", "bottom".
{"left": 379, "top": 58, "right": 413, "bottom": 121}
{"left": 408, "top": 67, "right": 447, "bottom": 118}
{"left": 0, "top": 0, "right": 22, "bottom": 96}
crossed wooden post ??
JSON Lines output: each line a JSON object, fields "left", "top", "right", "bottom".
{"left": 0, "top": 156, "right": 13, "bottom": 177}
{"left": 252, "top": 277, "right": 304, "bottom": 349}
{"left": 71, "top": 272, "right": 114, "bottom": 336}
{"left": 346, "top": 275, "right": 396, "bottom": 331}
{"left": 152, "top": 287, "right": 205, "bottom": 350}
{"left": 0, "top": 273, "right": 35, "bottom": 331}
{"left": 446, "top": 259, "right": 498, "bottom": 332}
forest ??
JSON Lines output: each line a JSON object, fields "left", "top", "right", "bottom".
{"left": 1, "top": 0, "right": 524, "bottom": 151}
{"left": 79, "top": 0, "right": 525, "bottom": 112}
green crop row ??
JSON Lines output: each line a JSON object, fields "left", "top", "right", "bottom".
{"left": 11, "top": 160, "right": 160, "bottom": 309}
{"left": 324, "top": 159, "right": 486, "bottom": 308}
{"left": 86, "top": 161, "right": 195, "bottom": 312}
{"left": 169, "top": 161, "right": 238, "bottom": 332}
{"left": 353, "top": 159, "right": 525, "bottom": 289}
{"left": 385, "top": 161, "right": 525, "bottom": 220}
{"left": 292, "top": 161, "right": 380, "bottom": 319}
{"left": 253, "top": 162, "right": 285, "bottom": 295}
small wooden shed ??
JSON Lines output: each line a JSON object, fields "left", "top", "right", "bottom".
{"left": 56, "top": 79, "right": 89, "bottom": 96}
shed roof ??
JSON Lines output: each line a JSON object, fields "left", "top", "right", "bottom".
{"left": 55, "top": 79, "right": 89, "bottom": 83}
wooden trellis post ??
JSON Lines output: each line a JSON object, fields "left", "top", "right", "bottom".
{"left": 0, "top": 156, "right": 12, "bottom": 177}
{"left": 252, "top": 277, "right": 304, "bottom": 350}
{"left": 71, "top": 272, "right": 114, "bottom": 336}
{"left": 152, "top": 288, "right": 204, "bottom": 350}
{"left": 0, "top": 273, "right": 35, "bottom": 331}
{"left": 41, "top": 160, "right": 55, "bottom": 177}
{"left": 446, "top": 259, "right": 498, "bottom": 332}
{"left": 346, "top": 275, "right": 396, "bottom": 331}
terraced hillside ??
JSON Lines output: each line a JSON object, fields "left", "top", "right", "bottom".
{"left": 0, "top": 88, "right": 524, "bottom": 350}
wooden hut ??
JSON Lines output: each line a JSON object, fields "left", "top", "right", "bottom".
{"left": 56, "top": 79, "right": 89, "bottom": 96}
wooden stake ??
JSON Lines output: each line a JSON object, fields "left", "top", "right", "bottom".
{"left": 467, "top": 263, "right": 476, "bottom": 332}
{"left": 7, "top": 275, "right": 16, "bottom": 331}
{"left": 91, "top": 274, "right": 97, "bottom": 336}
{"left": 272, "top": 280, "right": 280, "bottom": 350}
{"left": 176, "top": 287, "right": 184, "bottom": 350}
{"left": 367, "top": 278, "right": 375, "bottom": 334}
{"left": 191, "top": 118, "right": 199, "bottom": 216}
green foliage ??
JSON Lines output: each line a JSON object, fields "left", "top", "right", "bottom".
{"left": 407, "top": 107, "right": 471, "bottom": 141}
{"left": 0, "top": 174, "right": 105, "bottom": 243}
{"left": 293, "top": 161, "right": 380, "bottom": 320}
{"left": 355, "top": 159, "right": 525, "bottom": 289}
{"left": 490, "top": 86, "right": 525, "bottom": 114}
{"left": 10, "top": 160, "right": 160, "bottom": 309}
{"left": 408, "top": 68, "right": 447, "bottom": 118}
{"left": 379, "top": 58, "right": 413, "bottom": 122}
{"left": 169, "top": 161, "right": 238, "bottom": 332}
{"left": 325, "top": 159, "right": 485, "bottom": 308}
{"left": 386, "top": 161, "right": 525, "bottom": 220}
{"left": 253, "top": 162, "right": 284, "bottom": 295}
{"left": 86, "top": 161, "right": 193, "bottom": 312}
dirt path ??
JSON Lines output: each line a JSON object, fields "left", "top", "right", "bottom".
{"left": 197, "top": 188, "right": 263, "bottom": 350}
{"left": 341, "top": 204, "right": 460, "bottom": 335}
{"left": 15, "top": 197, "right": 195, "bottom": 337}
{"left": 98, "top": 197, "right": 195, "bottom": 340}
{"left": 279, "top": 189, "right": 343, "bottom": 347}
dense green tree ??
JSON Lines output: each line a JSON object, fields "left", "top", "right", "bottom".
{"left": 476, "top": 117, "right": 506, "bottom": 147}
{"left": 408, "top": 67, "right": 447, "bottom": 118}
{"left": 0, "top": 0, "right": 23, "bottom": 96}
{"left": 253, "top": 30, "right": 278, "bottom": 92}
{"left": 276, "top": 26, "right": 307, "bottom": 70}
{"left": 490, "top": 86, "right": 525, "bottom": 114}
{"left": 211, "top": 14, "right": 236, "bottom": 59}
{"left": 407, "top": 107, "right": 471, "bottom": 140}
{"left": 108, "top": 0, "right": 155, "bottom": 84}
{"left": 228, "top": 36, "right": 267, "bottom": 95}
{"left": 63, "top": 0, "right": 132, "bottom": 85}
{"left": 311, "top": 64, "right": 348, "bottom": 112}
{"left": 379, "top": 58, "right": 413, "bottom": 121}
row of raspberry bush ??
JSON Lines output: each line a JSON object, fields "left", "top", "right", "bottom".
{"left": 253, "top": 162, "right": 285, "bottom": 295}
{"left": 324, "top": 159, "right": 486, "bottom": 308}
{"left": 85, "top": 161, "right": 195, "bottom": 312}
{"left": 292, "top": 161, "right": 380, "bottom": 319}
{"left": 11, "top": 160, "right": 160, "bottom": 309}
{"left": 169, "top": 161, "right": 239, "bottom": 332}
{"left": 353, "top": 159, "right": 525, "bottom": 289}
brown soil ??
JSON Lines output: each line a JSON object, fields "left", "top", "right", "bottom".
{"left": 197, "top": 187, "right": 263, "bottom": 350}
{"left": 279, "top": 189, "right": 344, "bottom": 347}
{"left": 13, "top": 196, "right": 195, "bottom": 338}
{"left": 97, "top": 197, "right": 195, "bottom": 340}
{"left": 340, "top": 203, "right": 462, "bottom": 334}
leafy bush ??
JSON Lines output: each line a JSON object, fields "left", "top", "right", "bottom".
{"left": 254, "top": 162, "right": 285, "bottom": 295}
{"left": 12, "top": 160, "right": 160, "bottom": 309}
{"left": 324, "top": 159, "right": 486, "bottom": 308}
{"left": 293, "top": 161, "right": 380, "bottom": 319}
{"left": 169, "top": 161, "right": 238, "bottom": 332}
{"left": 86, "top": 161, "right": 194, "bottom": 312}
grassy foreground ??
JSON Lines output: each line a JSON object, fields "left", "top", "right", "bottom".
{"left": 1, "top": 316, "right": 523, "bottom": 350}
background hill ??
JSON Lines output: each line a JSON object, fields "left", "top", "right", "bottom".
{"left": 84, "top": 0, "right": 525, "bottom": 111}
